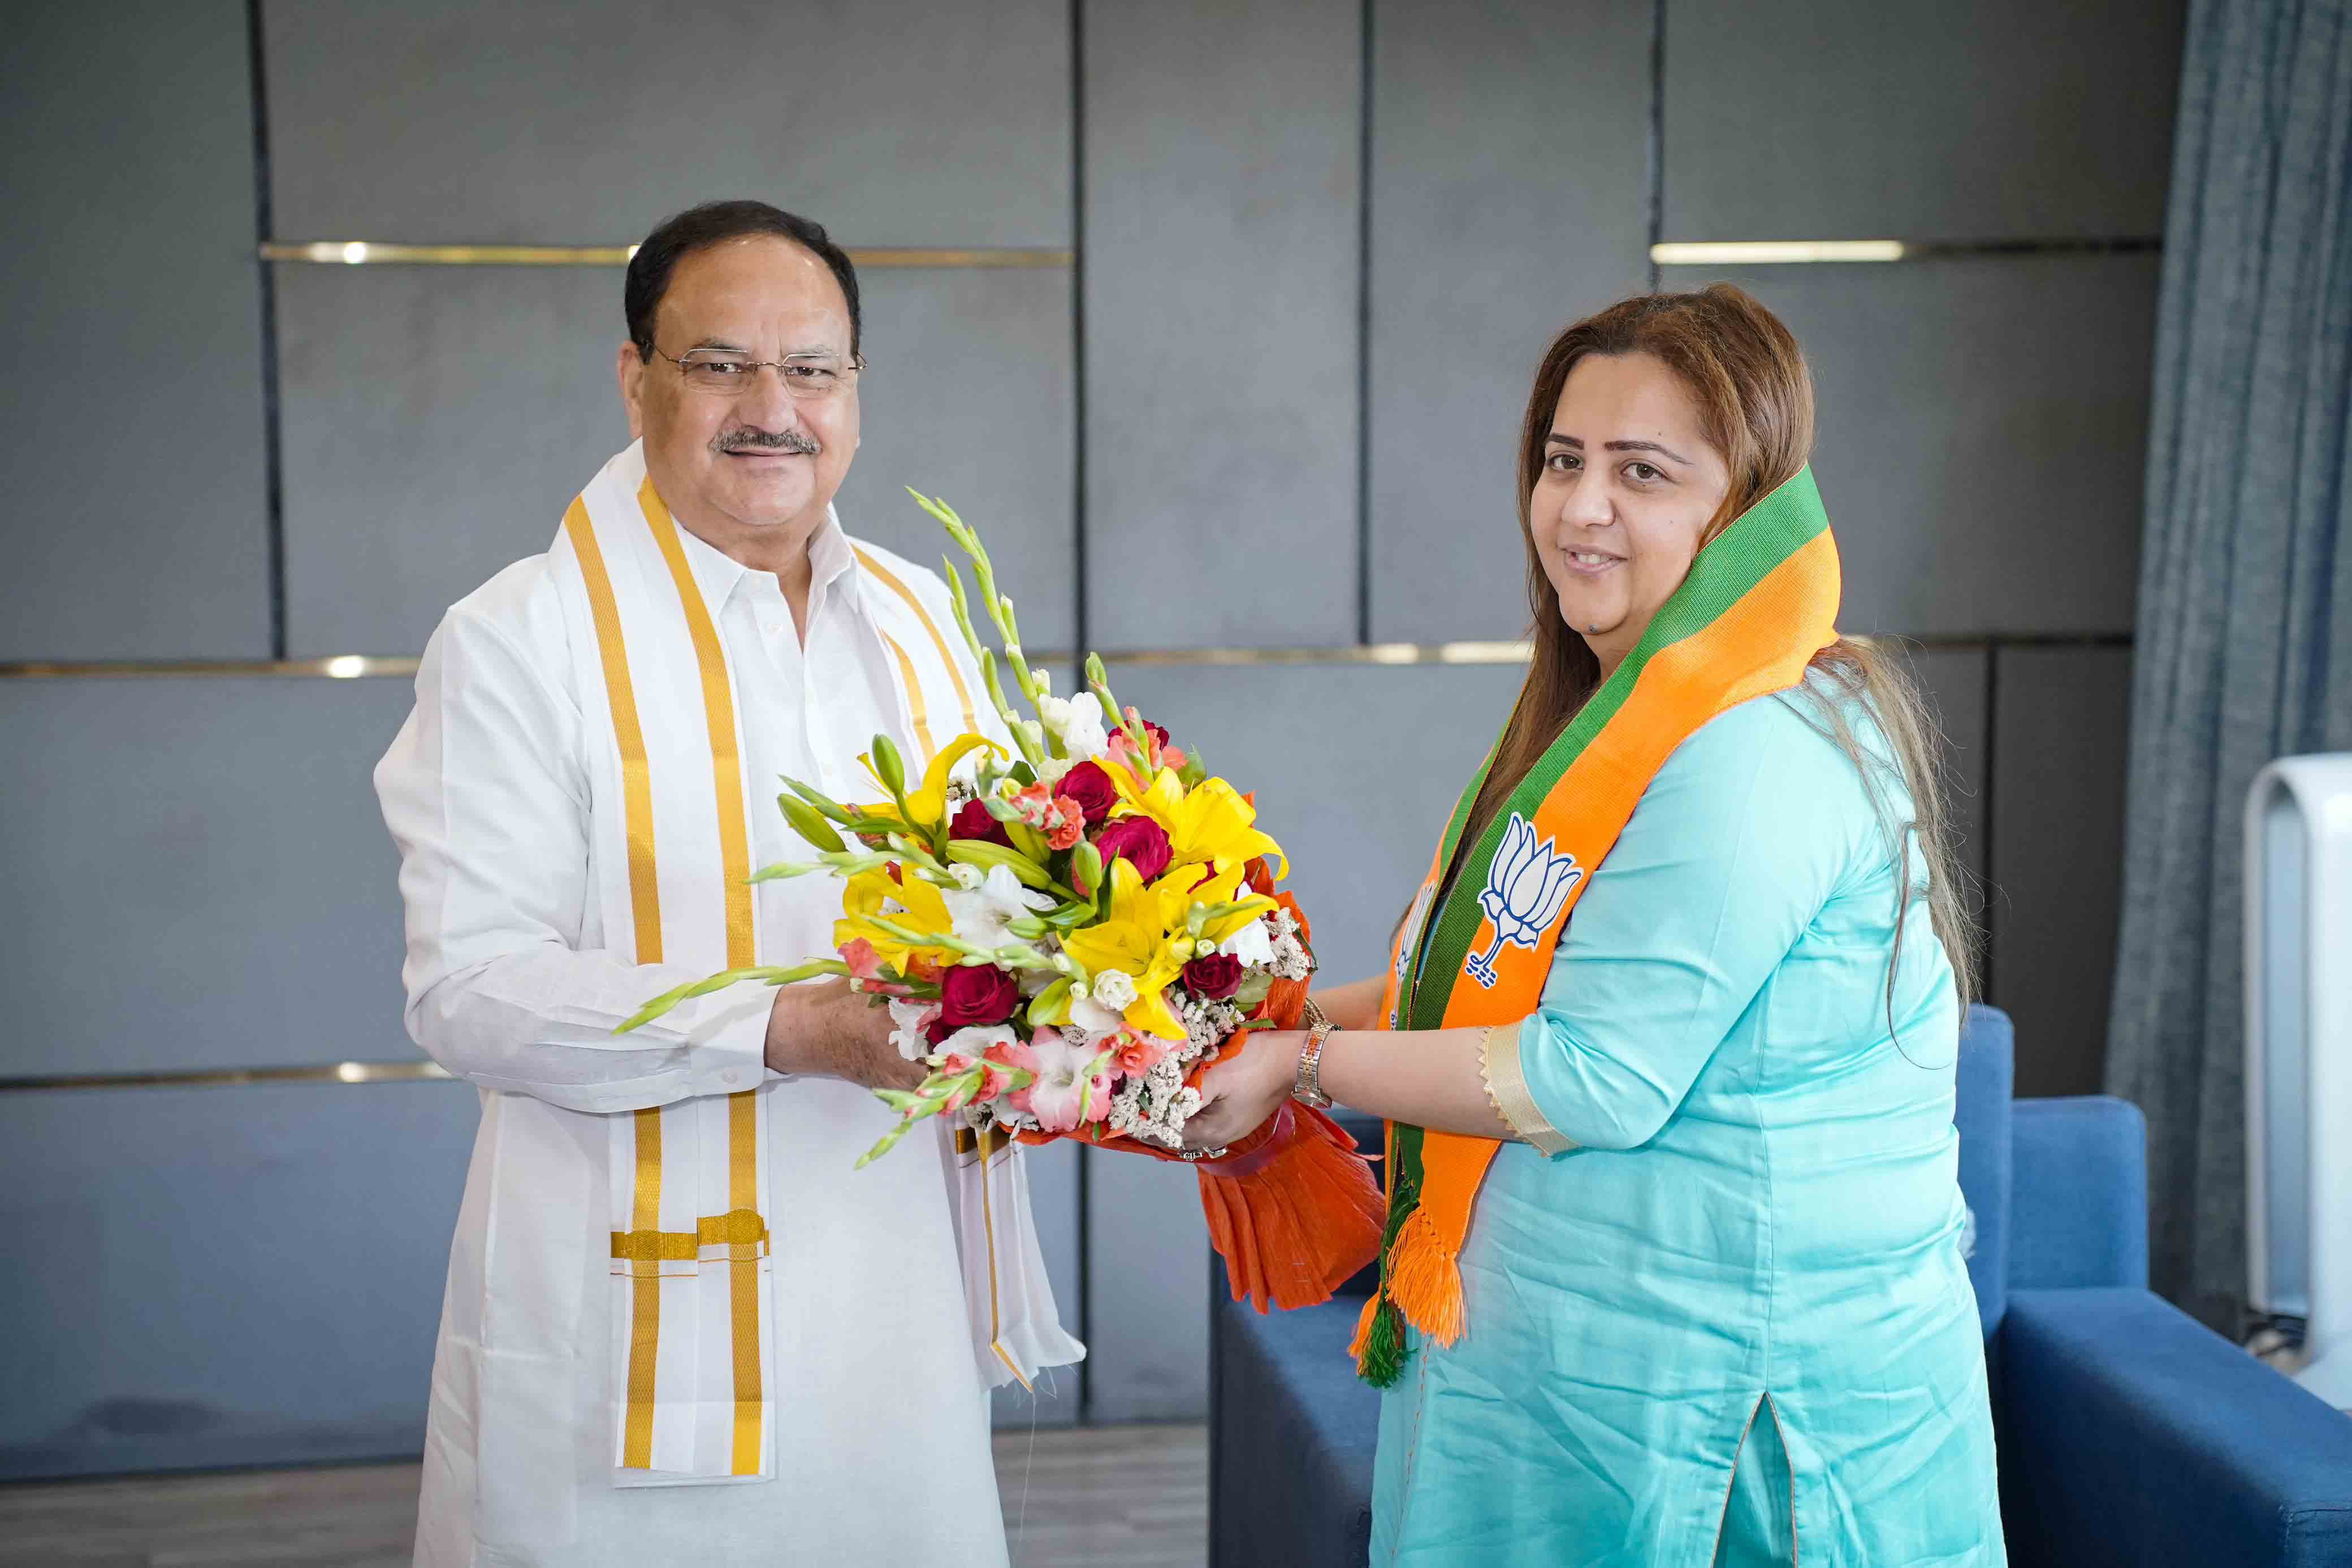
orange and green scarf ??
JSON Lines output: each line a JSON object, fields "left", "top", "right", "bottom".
{"left": 1352, "top": 466, "right": 1842, "bottom": 1386}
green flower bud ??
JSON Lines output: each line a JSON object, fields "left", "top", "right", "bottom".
{"left": 777, "top": 794, "right": 845, "bottom": 854}
{"left": 1071, "top": 839, "right": 1105, "bottom": 897}
{"left": 871, "top": 734, "right": 907, "bottom": 796}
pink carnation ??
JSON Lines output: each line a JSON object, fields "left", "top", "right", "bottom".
{"left": 1046, "top": 796, "right": 1087, "bottom": 851}
{"left": 1113, "top": 1032, "right": 1167, "bottom": 1077}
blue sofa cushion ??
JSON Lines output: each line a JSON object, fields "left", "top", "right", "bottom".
{"left": 2008, "top": 1098, "right": 2149, "bottom": 1290}
{"left": 1999, "top": 1287, "right": 2352, "bottom": 1568}
{"left": 1956, "top": 1006, "right": 2016, "bottom": 1337}
{"left": 1211, "top": 1297, "right": 1379, "bottom": 1568}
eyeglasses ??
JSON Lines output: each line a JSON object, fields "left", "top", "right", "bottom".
{"left": 650, "top": 346, "right": 865, "bottom": 399}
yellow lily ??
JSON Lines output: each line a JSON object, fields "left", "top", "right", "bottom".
{"left": 858, "top": 733, "right": 1003, "bottom": 834}
{"left": 1112, "top": 768, "right": 1288, "bottom": 878}
{"left": 1060, "top": 859, "right": 1190, "bottom": 1040}
{"left": 910, "top": 734, "right": 1004, "bottom": 829}
{"left": 1175, "top": 861, "right": 1278, "bottom": 946}
{"left": 833, "top": 868, "right": 959, "bottom": 970}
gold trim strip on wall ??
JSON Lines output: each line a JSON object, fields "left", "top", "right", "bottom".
{"left": 260, "top": 242, "right": 1073, "bottom": 269}
{"left": 1089, "top": 641, "right": 1534, "bottom": 666}
{"left": 0, "top": 636, "right": 2133, "bottom": 679}
{"left": 1654, "top": 240, "right": 1908, "bottom": 266}
{"left": 0, "top": 646, "right": 1537, "bottom": 678}
{"left": 1652, "top": 237, "right": 2162, "bottom": 266}
{"left": 0, "top": 656, "right": 420, "bottom": 679}
{"left": 0, "top": 1060, "right": 453, "bottom": 1094}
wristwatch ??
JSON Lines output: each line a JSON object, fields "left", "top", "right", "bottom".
{"left": 1292, "top": 998, "right": 1336, "bottom": 1110}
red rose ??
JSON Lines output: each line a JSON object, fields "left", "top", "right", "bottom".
{"left": 1141, "top": 719, "right": 1171, "bottom": 748}
{"left": 938, "top": 964, "right": 1021, "bottom": 1030}
{"left": 1058, "top": 761, "right": 1117, "bottom": 824}
{"left": 1183, "top": 952, "right": 1244, "bottom": 1000}
{"left": 949, "top": 798, "right": 1013, "bottom": 848}
{"left": 1092, "top": 815, "right": 1173, "bottom": 883}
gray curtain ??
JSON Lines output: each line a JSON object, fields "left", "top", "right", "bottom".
{"left": 2107, "top": 0, "right": 2352, "bottom": 1332}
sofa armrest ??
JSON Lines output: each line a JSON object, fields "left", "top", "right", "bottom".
{"left": 1999, "top": 1288, "right": 2352, "bottom": 1568}
{"left": 2009, "top": 1097, "right": 2148, "bottom": 1290}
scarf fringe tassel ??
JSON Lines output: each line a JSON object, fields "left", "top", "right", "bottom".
{"left": 1385, "top": 1204, "right": 1467, "bottom": 1348}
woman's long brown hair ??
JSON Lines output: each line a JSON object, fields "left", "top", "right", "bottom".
{"left": 1460, "top": 284, "right": 1978, "bottom": 1015}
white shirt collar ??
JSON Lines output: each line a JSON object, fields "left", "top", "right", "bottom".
{"left": 668, "top": 503, "right": 866, "bottom": 621}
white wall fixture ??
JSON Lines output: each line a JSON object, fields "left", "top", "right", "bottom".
{"left": 2244, "top": 753, "right": 2352, "bottom": 1409}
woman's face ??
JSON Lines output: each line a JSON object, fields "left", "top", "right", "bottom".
{"left": 1529, "top": 351, "right": 1732, "bottom": 675}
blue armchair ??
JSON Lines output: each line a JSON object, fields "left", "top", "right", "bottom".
{"left": 1208, "top": 1006, "right": 2352, "bottom": 1567}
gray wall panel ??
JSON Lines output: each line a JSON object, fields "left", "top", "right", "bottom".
{"left": 836, "top": 269, "right": 1075, "bottom": 651}
{"left": 1905, "top": 646, "right": 1990, "bottom": 930}
{"left": 991, "top": 1137, "right": 1083, "bottom": 1428}
{"left": 0, "top": 679, "right": 413, "bottom": 1077}
{"left": 1368, "top": 1, "right": 1653, "bottom": 644}
{"left": 263, "top": 0, "right": 1070, "bottom": 246}
{"left": 1083, "top": 1146, "right": 1210, "bottom": 1422}
{"left": 2, "top": 2, "right": 270, "bottom": 661}
{"left": 1082, "top": 659, "right": 1526, "bottom": 1420}
{"left": 1664, "top": 0, "right": 2183, "bottom": 242}
{"left": 1660, "top": 256, "right": 2159, "bottom": 638}
{"left": 1108, "top": 660, "right": 1528, "bottom": 984}
{"left": 276, "top": 266, "right": 1074, "bottom": 655}
{"left": 275, "top": 263, "right": 617, "bottom": 654}
{"left": 0, "top": 1082, "right": 476, "bottom": 1479}
{"left": 1988, "top": 646, "right": 2134, "bottom": 1098}
{"left": 1083, "top": 0, "right": 1361, "bottom": 649}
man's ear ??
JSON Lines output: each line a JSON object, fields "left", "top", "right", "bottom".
{"left": 616, "top": 342, "right": 646, "bottom": 440}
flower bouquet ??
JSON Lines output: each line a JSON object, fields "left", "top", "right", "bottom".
{"left": 622, "top": 493, "right": 1382, "bottom": 1313}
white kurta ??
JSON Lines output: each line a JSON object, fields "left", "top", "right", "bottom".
{"left": 377, "top": 509, "right": 1027, "bottom": 1566}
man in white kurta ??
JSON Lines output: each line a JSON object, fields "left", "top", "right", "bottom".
{"left": 375, "top": 201, "right": 1078, "bottom": 1566}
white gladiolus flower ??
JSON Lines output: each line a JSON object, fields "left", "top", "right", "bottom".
{"left": 1021, "top": 1030, "right": 1113, "bottom": 1134}
{"left": 1220, "top": 917, "right": 1276, "bottom": 968}
{"left": 937, "top": 1022, "right": 1020, "bottom": 1060}
{"left": 1038, "top": 692, "right": 1112, "bottom": 761}
{"left": 1092, "top": 968, "right": 1139, "bottom": 1010}
{"left": 942, "top": 863, "right": 1054, "bottom": 950}
{"left": 888, "top": 999, "right": 940, "bottom": 1062}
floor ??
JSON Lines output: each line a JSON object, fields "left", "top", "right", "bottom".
{"left": 0, "top": 1423, "right": 1207, "bottom": 1568}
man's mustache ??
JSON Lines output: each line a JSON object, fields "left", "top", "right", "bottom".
{"left": 715, "top": 428, "right": 822, "bottom": 456}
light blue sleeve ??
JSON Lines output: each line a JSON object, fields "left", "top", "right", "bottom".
{"left": 1515, "top": 691, "right": 1869, "bottom": 1150}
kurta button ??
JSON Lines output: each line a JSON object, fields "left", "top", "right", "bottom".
{"left": 723, "top": 1069, "right": 741, "bottom": 1085}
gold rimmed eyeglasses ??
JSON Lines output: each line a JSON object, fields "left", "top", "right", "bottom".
{"left": 650, "top": 346, "right": 865, "bottom": 399}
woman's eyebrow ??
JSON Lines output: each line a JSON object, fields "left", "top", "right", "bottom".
{"left": 1603, "top": 438, "right": 1694, "bottom": 464}
{"left": 1545, "top": 432, "right": 1695, "bottom": 465}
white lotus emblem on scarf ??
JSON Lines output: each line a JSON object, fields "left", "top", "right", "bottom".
{"left": 1464, "top": 812, "right": 1583, "bottom": 990}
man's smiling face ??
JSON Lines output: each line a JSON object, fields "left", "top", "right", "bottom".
{"left": 619, "top": 235, "right": 860, "bottom": 545}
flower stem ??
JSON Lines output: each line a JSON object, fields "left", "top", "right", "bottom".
{"left": 616, "top": 960, "right": 845, "bottom": 1034}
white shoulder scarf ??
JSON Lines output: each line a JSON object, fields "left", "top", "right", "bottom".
{"left": 544, "top": 440, "right": 1080, "bottom": 1488}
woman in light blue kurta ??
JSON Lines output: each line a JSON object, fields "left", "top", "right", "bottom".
{"left": 1368, "top": 675, "right": 1998, "bottom": 1564}
{"left": 1187, "top": 286, "right": 2005, "bottom": 1565}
